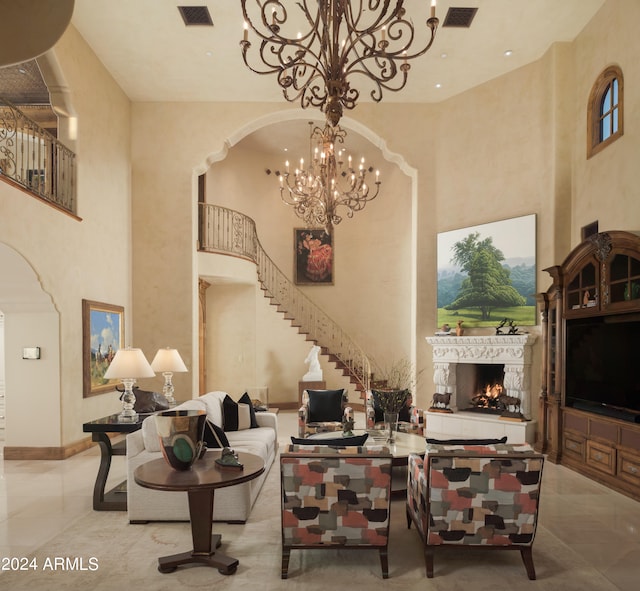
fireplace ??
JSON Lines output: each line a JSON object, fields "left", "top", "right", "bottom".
{"left": 424, "top": 335, "right": 537, "bottom": 443}
{"left": 458, "top": 363, "right": 506, "bottom": 413}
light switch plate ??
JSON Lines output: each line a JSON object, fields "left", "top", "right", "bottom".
{"left": 23, "top": 347, "right": 41, "bottom": 359}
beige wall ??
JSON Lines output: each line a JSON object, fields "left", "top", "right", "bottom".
{"left": 572, "top": 0, "right": 640, "bottom": 241}
{"left": 2, "top": 0, "right": 639, "bottom": 450}
{"left": 0, "top": 25, "right": 132, "bottom": 447}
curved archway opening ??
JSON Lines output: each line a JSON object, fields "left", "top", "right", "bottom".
{"left": 193, "top": 111, "right": 418, "bottom": 401}
{"left": 0, "top": 242, "right": 61, "bottom": 452}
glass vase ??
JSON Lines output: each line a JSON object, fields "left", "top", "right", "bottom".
{"left": 383, "top": 411, "right": 399, "bottom": 443}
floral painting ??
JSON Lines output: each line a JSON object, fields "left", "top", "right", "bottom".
{"left": 294, "top": 228, "right": 334, "bottom": 285}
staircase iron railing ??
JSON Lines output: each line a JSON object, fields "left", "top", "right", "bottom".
{"left": 199, "top": 203, "right": 371, "bottom": 391}
{"left": 0, "top": 97, "right": 76, "bottom": 215}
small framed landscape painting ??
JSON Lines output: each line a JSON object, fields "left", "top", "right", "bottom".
{"left": 294, "top": 228, "right": 334, "bottom": 285}
{"left": 82, "top": 299, "right": 124, "bottom": 397}
{"left": 437, "top": 214, "right": 537, "bottom": 329}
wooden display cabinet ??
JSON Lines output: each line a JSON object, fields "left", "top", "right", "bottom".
{"left": 536, "top": 231, "right": 640, "bottom": 501}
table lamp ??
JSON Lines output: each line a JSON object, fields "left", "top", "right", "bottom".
{"left": 151, "top": 347, "right": 188, "bottom": 407}
{"left": 104, "top": 348, "right": 155, "bottom": 422}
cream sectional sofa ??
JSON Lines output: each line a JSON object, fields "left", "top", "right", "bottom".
{"left": 126, "top": 391, "right": 278, "bottom": 523}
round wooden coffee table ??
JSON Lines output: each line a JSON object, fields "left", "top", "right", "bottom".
{"left": 134, "top": 450, "right": 265, "bottom": 575}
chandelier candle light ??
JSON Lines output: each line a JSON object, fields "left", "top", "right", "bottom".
{"left": 276, "top": 121, "right": 380, "bottom": 229}
{"left": 151, "top": 347, "right": 188, "bottom": 408}
{"left": 103, "top": 348, "right": 155, "bottom": 422}
{"left": 240, "top": 0, "right": 439, "bottom": 126}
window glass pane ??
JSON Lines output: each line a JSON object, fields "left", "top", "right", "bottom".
{"left": 602, "top": 86, "right": 611, "bottom": 112}
{"left": 589, "top": 68, "right": 623, "bottom": 156}
{"left": 601, "top": 114, "right": 611, "bottom": 141}
{"left": 610, "top": 255, "right": 628, "bottom": 282}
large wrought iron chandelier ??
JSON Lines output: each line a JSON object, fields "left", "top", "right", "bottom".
{"left": 240, "top": 0, "right": 439, "bottom": 126}
{"left": 276, "top": 121, "right": 381, "bottom": 229}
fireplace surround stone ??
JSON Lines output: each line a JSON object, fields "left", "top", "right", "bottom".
{"left": 424, "top": 335, "right": 537, "bottom": 443}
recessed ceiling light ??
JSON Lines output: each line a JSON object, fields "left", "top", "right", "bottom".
{"left": 440, "top": 52, "right": 448, "bottom": 59}
{"left": 435, "top": 83, "right": 442, "bottom": 89}
{"left": 205, "top": 51, "right": 213, "bottom": 57}
{"left": 504, "top": 50, "right": 514, "bottom": 57}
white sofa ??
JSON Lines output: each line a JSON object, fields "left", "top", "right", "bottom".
{"left": 126, "top": 391, "right": 278, "bottom": 523}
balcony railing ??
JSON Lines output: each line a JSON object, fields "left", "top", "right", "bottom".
{"left": 199, "top": 203, "right": 371, "bottom": 391}
{"left": 0, "top": 97, "right": 76, "bottom": 215}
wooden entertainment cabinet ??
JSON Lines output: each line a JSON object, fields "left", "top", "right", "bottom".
{"left": 536, "top": 230, "right": 640, "bottom": 501}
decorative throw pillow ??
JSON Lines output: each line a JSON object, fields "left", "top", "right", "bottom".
{"left": 290, "top": 433, "right": 368, "bottom": 447}
{"left": 306, "top": 389, "right": 345, "bottom": 423}
{"left": 223, "top": 394, "right": 257, "bottom": 431}
{"left": 203, "top": 419, "right": 230, "bottom": 448}
{"left": 426, "top": 436, "right": 508, "bottom": 445}
{"left": 238, "top": 392, "right": 259, "bottom": 428}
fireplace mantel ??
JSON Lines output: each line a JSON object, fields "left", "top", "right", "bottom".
{"left": 424, "top": 334, "right": 537, "bottom": 443}
{"left": 426, "top": 334, "right": 537, "bottom": 364}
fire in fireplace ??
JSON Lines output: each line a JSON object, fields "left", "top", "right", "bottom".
{"left": 466, "top": 364, "right": 506, "bottom": 414}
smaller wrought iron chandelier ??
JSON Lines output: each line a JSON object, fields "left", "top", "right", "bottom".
{"left": 240, "top": 0, "right": 439, "bottom": 126}
{"left": 276, "top": 122, "right": 381, "bottom": 230}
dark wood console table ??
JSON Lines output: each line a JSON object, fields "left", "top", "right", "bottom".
{"left": 83, "top": 413, "right": 149, "bottom": 511}
{"left": 134, "top": 451, "right": 264, "bottom": 575}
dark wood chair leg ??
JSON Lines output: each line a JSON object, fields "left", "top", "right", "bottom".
{"left": 520, "top": 546, "right": 536, "bottom": 580}
{"left": 379, "top": 548, "right": 389, "bottom": 579}
{"left": 281, "top": 547, "right": 290, "bottom": 579}
{"left": 425, "top": 546, "right": 435, "bottom": 578}
{"left": 406, "top": 505, "right": 412, "bottom": 528}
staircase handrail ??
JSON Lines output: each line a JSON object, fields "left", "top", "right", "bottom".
{"left": 198, "top": 203, "right": 371, "bottom": 391}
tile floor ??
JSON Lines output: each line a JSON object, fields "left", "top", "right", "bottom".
{"left": 0, "top": 410, "right": 639, "bottom": 590}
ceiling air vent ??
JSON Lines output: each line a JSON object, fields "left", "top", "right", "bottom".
{"left": 442, "top": 7, "right": 478, "bottom": 28}
{"left": 178, "top": 6, "right": 213, "bottom": 26}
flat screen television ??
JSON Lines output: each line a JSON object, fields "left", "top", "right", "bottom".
{"left": 565, "top": 315, "right": 640, "bottom": 423}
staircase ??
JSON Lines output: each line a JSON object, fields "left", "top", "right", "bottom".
{"left": 198, "top": 203, "right": 371, "bottom": 395}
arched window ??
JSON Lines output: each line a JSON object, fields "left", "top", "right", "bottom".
{"left": 587, "top": 65, "right": 623, "bottom": 158}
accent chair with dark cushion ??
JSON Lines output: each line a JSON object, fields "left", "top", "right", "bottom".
{"left": 406, "top": 442, "right": 544, "bottom": 580}
{"left": 298, "top": 388, "right": 352, "bottom": 437}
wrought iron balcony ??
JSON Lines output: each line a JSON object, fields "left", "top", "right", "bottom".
{"left": 0, "top": 97, "right": 76, "bottom": 215}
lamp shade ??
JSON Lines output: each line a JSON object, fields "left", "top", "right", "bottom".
{"left": 151, "top": 348, "right": 188, "bottom": 373}
{"left": 103, "top": 348, "right": 155, "bottom": 379}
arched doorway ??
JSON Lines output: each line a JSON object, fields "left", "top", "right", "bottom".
{"left": 0, "top": 243, "right": 61, "bottom": 452}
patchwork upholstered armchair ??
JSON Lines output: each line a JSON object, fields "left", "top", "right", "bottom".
{"left": 406, "top": 443, "right": 544, "bottom": 580}
{"left": 280, "top": 444, "right": 393, "bottom": 578}
{"left": 298, "top": 388, "right": 352, "bottom": 438}
{"left": 365, "top": 389, "right": 423, "bottom": 436}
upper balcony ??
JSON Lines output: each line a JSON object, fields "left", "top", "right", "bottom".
{"left": 0, "top": 97, "right": 76, "bottom": 216}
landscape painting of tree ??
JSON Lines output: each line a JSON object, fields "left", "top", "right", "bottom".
{"left": 437, "top": 214, "right": 536, "bottom": 328}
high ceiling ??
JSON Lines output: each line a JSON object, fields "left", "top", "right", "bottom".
{"left": 1, "top": 1, "right": 606, "bottom": 156}
{"left": 69, "top": 0, "right": 605, "bottom": 157}
{"left": 70, "top": 1, "right": 605, "bottom": 105}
